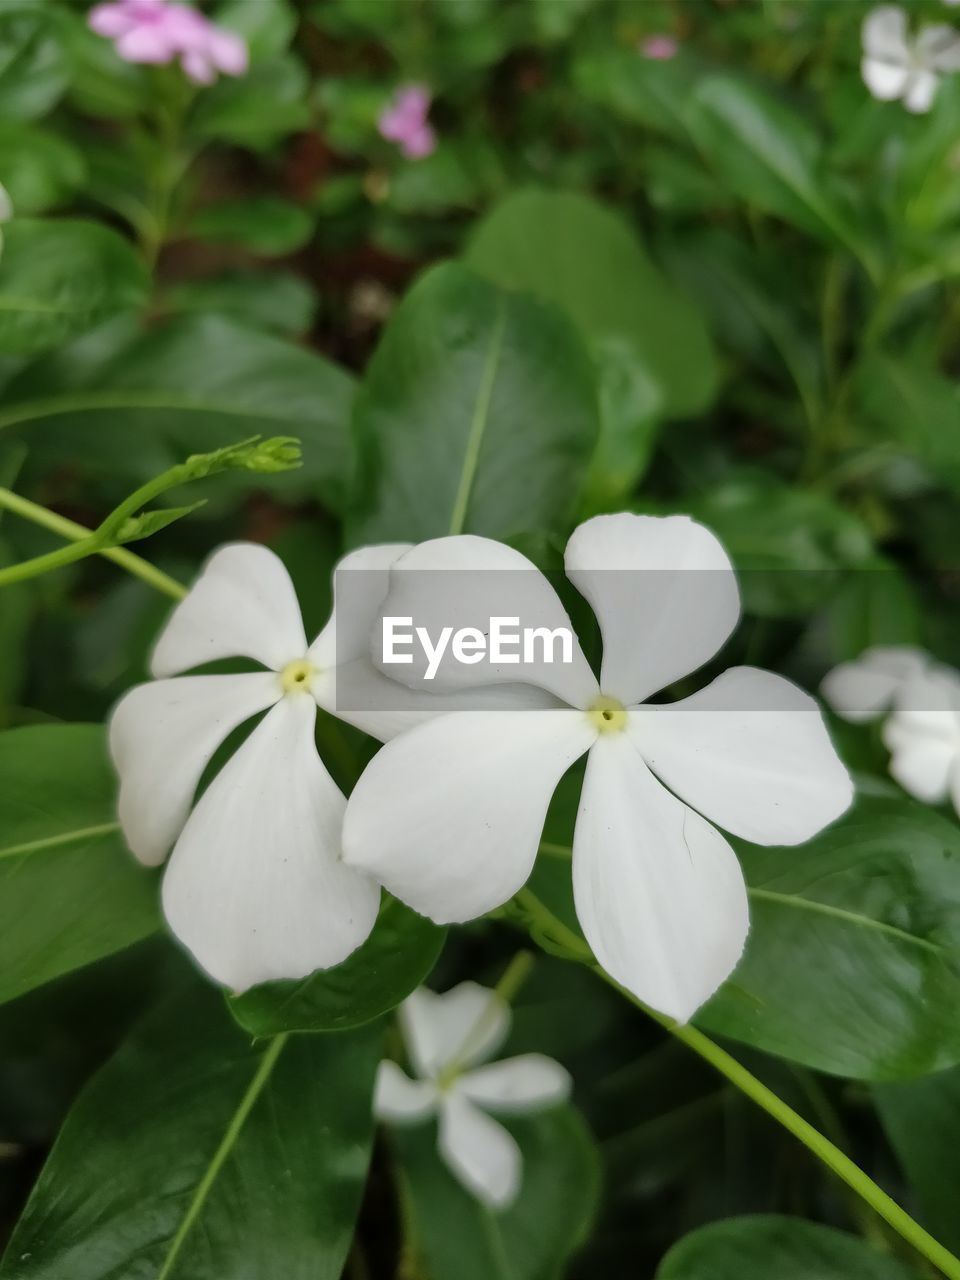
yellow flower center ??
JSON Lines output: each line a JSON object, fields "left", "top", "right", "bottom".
{"left": 279, "top": 658, "right": 316, "bottom": 694}
{"left": 588, "top": 695, "right": 627, "bottom": 734}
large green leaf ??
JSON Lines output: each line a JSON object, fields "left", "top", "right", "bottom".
{"left": 874, "top": 1066, "right": 960, "bottom": 1255}
{"left": 348, "top": 262, "right": 599, "bottom": 543}
{"left": 0, "top": 314, "right": 355, "bottom": 505}
{"left": 699, "top": 796, "right": 960, "bottom": 1080}
{"left": 230, "top": 897, "right": 445, "bottom": 1036}
{"left": 465, "top": 188, "right": 717, "bottom": 419}
{"left": 0, "top": 219, "right": 148, "bottom": 356}
{"left": 0, "top": 724, "right": 159, "bottom": 1007}
{"left": 0, "top": 983, "right": 381, "bottom": 1279}
{"left": 392, "top": 1105, "right": 600, "bottom": 1280}
{"left": 656, "top": 1216, "right": 922, "bottom": 1280}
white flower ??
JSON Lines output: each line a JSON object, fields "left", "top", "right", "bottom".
{"left": 862, "top": 5, "right": 960, "bottom": 113}
{"left": 824, "top": 647, "right": 960, "bottom": 812}
{"left": 820, "top": 645, "right": 932, "bottom": 722}
{"left": 110, "top": 540, "right": 422, "bottom": 992}
{"left": 375, "top": 982, "right": 570, "bottom": 1208}
{"left": 343, "top": 514, "right": 853, "bottom": 1023}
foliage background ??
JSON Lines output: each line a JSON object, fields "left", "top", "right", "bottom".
{"left": 2, "top": 0, "right": 960, "bottom": 1277}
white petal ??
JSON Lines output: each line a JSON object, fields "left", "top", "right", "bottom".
{"left": 883, "top": 671, "right": 960, "bottom": 803}
{"left": 401, "top": 983, "right": 510, "bottom": 1077}
{"left": 820, "top": 646, "right": 930, "bottom": 722}
{"left": 308, "top": 542, "right": 413, "bottom": 668}
{"left": 904, "top": 69, "right": 939, "bottom": 111}
{"left": 374, "top": 535, "right": 599, "bottom": 709}
{"left": 151, "top": 543, "right": 307, "bottom": 677}
{"left": 564, "top": 514, "right": 741, "bottom": 704}
{"left": 438, "top": 1093, "right": 521, "bottom": 1209}
{"left": 374, "top": 1060, "right": 438, "bottom": 1122}
{"left": 573, "top": 734, "right": 749, "bottom": 1023}
{"left": 109, "top": 672, "right": 280, "bottom": 866}
{"left": 862, "top": 6, "right": 910, "bottom": 61}
{"left": 862, "top": 57, "right": 911, "bottom": 100}
{"left": 459, "top": 1055, "right": 571, "bottom": 1112}
{"left": 917, "top": 23, "right": 960, "bottom": 71}
{"left": 863, "top": 55, "right": 913, "bottom": 100}
{"left": 343, "top": 709, "right": 595, "bottom": 922}
{"left": 631, "top": 667, "right": 853, "bottom": 846}
{"left": 162, "top": 694, "right": 380, "bottom": 992}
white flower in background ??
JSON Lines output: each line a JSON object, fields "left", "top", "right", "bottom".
{"left": 861, "top": 6, "right": 960, "bottom": 113}
{"left": 375, "top": 982, "right": 570, "bottom": 1208}
{"left": 344, "top": 514, "right": 853, "bottom": 1023}
{"left": 110, "top": 540, "right": 421, "bottom": 992}
{"left": 823, "top": 648, "right": 960, "bottom": 813}
{"left": 820, "top": 645, "right": 932, "bottom": 722}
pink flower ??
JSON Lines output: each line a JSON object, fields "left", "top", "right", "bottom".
{"left": 378, "top": 84, "right": 437, "bottom": 160}
{"left": 88, "top": 0, "right": 248, "bottom": 84}
{"left": 640, "top": 34, "right": 679, "bottom": 60}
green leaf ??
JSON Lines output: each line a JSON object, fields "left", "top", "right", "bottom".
{"left": 0, "top": 121, "right": 86, "bottom": 213}
{"left": 465, "top": 188, "right": 717, "bottom": 418}
{"left": 687, "top": 475, "right": 874, "bottom": 617}
{"left": 0, "top": 536, "right": 29, "bottom": 724}
{"left": 213, "top": 0, "right": 297, "bottom": 59}
{"left": 0, "top": 724, "right": 159, "bottom": 1007}
{"left": 0, "top": 983, "right": 382, "bottom": 1279}
{"left": 656, "top": 1216, "right": 922, "bottom": 1280}
{"left": 875, "top": 1067, "right": 960, "bottom": 1255}
{"left": 826, "top": 557, "right": 922, "bottom": 661}
{"left": 688, "top": 76, "right": 874, "bottom": 270}
{"left": 187, "top": 197, "right": 314, "bottom": 255}
{"left": 229, "top": 897, "right": 445, "bottom": 1036}
{"left": 191, "top": 55, "right": 310, "bottom": 150}
{"left": 163, "top": 269, "right": 317, "bottom": 337}
{"left": 699, "top": 796, "right": 960, "bottom": 1081}
{"left": 857, "top": 352, "right": 960, "bottom": 493}
{"left": 392, "top": 1105, "right": 600, "bottom": 1280}
{"left": 573, "top": 46, "right": 695, "bottom": 141}
{"left": 0, "top": 219, "right": 148, "bottom": 356}
{"left": 0, "top": 2, "right": 74, "bottom": 121}
{"left": 348, "top": 262, "right": 599, "bottom": 543}
{"left": 1, "top": 314, "right": 355, "bottom": 506}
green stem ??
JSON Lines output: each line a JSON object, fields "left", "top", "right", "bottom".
{"left": 0, "top": 488, "right": 186, "bottom": 600}
{"left": 515, "top": 889, "right": 960, "bottom": 1280}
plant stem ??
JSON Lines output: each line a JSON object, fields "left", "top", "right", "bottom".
{"left": 515, "top": 888, "right": 960, "bottom": 1280}
{"left": 0, "top": 488, "right": 186, "bottom": 600}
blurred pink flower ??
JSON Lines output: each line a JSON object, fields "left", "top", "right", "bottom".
{"left": 88, "top": 0, "right": 248, "bottom": 84}
{"left": 640, "top": 34, "right": 679, "bottom": 60}
{"left": 378, "top": 84, "right": 437, "bottom": 160}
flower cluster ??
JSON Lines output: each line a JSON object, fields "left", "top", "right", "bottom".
{"left": 375, "top": 982, "right": 569, "bottom": 1207}
{"left": 823, "top": 645, "right": 960, "bottom": 815}
{"left": 112, "top": 515, "right": 851, "bottom": 1018}
{"left": 88, "top": 0, "right": 248, "bottom": 84}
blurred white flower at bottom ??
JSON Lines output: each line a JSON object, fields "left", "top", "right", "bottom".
{"left": 375, "top": 982, "right": 571, "bottom": 1209}
{"left": 862, "top": 6, "right": 960, "bottom": 113}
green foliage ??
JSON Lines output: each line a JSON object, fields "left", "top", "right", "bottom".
{"left": 0, "top": 983, "right": 382, "bottom": 1279}
{"left": 0, "top": 725, "right": 159, "bottom": 1007}
{"left": 4, "top": 0, "right": 960, "bottom": 1275}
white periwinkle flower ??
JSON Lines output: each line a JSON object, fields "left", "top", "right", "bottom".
{"left": 110, "top": 540, "right": 416, "bottom": 992}
{"left": 862, "top": 6, "right": 960, "bottom": 113}
{"left": 375, "top": 982, "right": 570, "bottom": 1208}
{"left": 824, "top": 647, "right": 960, "bottom": 813}
{"left": 344, "top": 514, "right": 853, "bottom": 1023}
{"left": 820, "top": 645, "right": 932, "bottom": 723}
